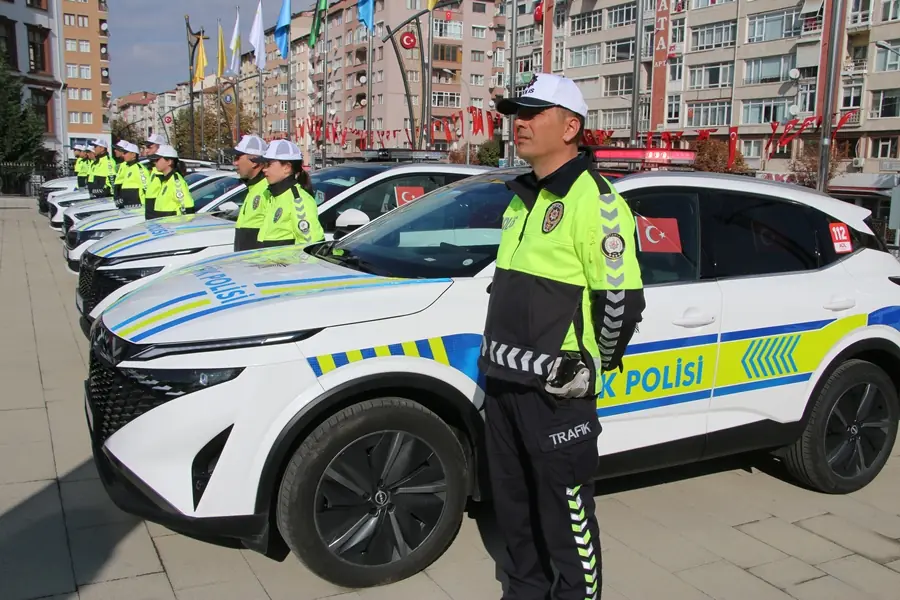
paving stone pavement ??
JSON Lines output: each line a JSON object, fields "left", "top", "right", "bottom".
{"left": 2, "top": 195, "right": 900, "bottom": 600}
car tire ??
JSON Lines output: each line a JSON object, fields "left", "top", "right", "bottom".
{"left": 275, "top": 397, "right": 468, "bottom": 588}
{"left": 783, "top": 359, "right": 899, "bottom": 494}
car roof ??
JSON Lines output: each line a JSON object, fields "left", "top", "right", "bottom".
{"left": 615, "top": 171, "right": 872, "bottom": 227}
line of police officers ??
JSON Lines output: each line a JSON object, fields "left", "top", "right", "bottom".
{"left": 72, "top": 132, "right": 324, "bottom": 252}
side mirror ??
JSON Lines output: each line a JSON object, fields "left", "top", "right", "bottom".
{"left": 333, "top": 208, "right": 370, "bottom": 239}
{"left": 216, "top": 200, "right": 239, "bottom": 214}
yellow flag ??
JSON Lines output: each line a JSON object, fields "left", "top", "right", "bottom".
{"left": 193, "top": 35, "right": 208, "bottom": 85}
{"left": 217, "top": 21, "right": 226, "bottom": 78}
{"left": 427, "top": 0, "right": 439, "bottom": 9}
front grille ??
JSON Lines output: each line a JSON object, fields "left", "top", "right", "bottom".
{"left": 63, "top": 215, "right": 75, "bottom": 234}
{"left": 78, "top": 263, "right": 144, "bottom": 316}
{"left": 49, "top": 204, "right": 59, "bottom": 218}
{"left": 87, "top": 353, "right": 183, "bottom": 445}
{"left": 65, "top": 229, "right": 78, "bottom": 249}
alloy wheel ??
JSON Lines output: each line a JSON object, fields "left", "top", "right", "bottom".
{"left": 313, "top": 431, "right": 448, "bottom": 567}
{"left": 825, "top": 382, "right": 893, "bottom": 478}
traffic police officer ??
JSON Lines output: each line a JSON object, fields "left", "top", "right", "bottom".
{"left": 481, "top": 73, "right": 645, "bottom": 600}
{"left": 254, "top": 140, "right": 324, "bottom": 248}
{"left": 231, "top": 134, "right": 270, "bottom": 251}
{"left": 142, "top": 134, "right": 167, "bottom": 208}
{"left": 115, "top": 141, "right": 148, "bottom": 208}
{"left": 146, "top": 144, "right": 194, "bottom": 219}
{"left": 112, "top": 141, "right": 131, "bottom": 205}
{"left": 87, "top": 139, "right": 116, "bottom": 198}
{"left": 73, "top": 145, "right": 89, "bottom": 188}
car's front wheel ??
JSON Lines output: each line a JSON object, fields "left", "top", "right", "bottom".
{"left": 275, "top": 398, "right": 469, "bottom": 588}
{"left": 783, "top": 359, "right": 899, "bottom": 493}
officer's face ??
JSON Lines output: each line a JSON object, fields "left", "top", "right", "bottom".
{"left": 514, "top": 107, "right": 580, "bottom": 161}
{"left": 146, "top": 144, "right": 159, "bottom": 157}
{"left": 233, "top": 153, "right": 260, "bottom": 179}
{"left": 262, "top": 160, "right": 292, "bottom": 185}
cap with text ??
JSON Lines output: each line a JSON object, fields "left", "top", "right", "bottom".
{"left": 234, "top": 134, "right": 268, "bottom": 157}
{"left": 149, "top": 144, "right": 179, "bottom": 159}
{"left": 252, "top": 139, "right": 303, "bottom": 163}
{"left": 116, "top": 141, "right": 140, "bottom": 154}
{"left": 496, "top": 73, "right": 588, "bottom": 119}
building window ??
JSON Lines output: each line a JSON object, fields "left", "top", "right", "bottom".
{"left": 571, "top": 9, "right": 602, "bottom": 35}
{"left": 669, "top": 56, "right": 683, "bottom": 81}
{"left": 492, "top": 47, "right": 505, "bottom": 67}
{"left": 433, "top": 19, "right": 463, "bottom": 40}
{"left": 568, "top": 43, "right": 601, "bottom": 68}
{"left": 77, "top": 15, "right": 88, "bottom": 28}
{"left": 471, "top": 98, "right": 484, "bottom": 109}
{"left": 604, "top": 39, "right": 634, "bottom": 63}
{"left": 0, "top": 17, "right": 16, "bottom": 70}
{"left": 741, "top": 98, "right": 792, "bottom": 124}
{"left": 686, "top": 100, "right": 732, "bottom": 126}
{"left": 841, "top": 77, "right": 863, "bottom": 108}
{"left": 79, "top": 40, "right": 90, "bottom": 52}
{"left": 875, "top": 40, "right": 900, "bottom": 71}
{"left": 604, "top": 73, "right": 633, "bottom": 96}
{"left": 692, "top": 0, "right": 734, "bottom": 8}
{"left": 30, "top": 90, "right": 51, "bottom": 132}
{"left": 689, "top": 62, "right": 733, "bottom": 89}
{"left": 744, "top": 54, "right": 795, "bottom": 84}
{"left": 883, "top": 0, "right": 900, "bottom": 21}
{"left": 473, "top": 1, "right": 487, "bottom": 12}
{"left": 871, "top": 89, "right": 900, "bottom": 118}
{"left": 798, "top": 83, "right": 816, "bottom": 112}
{"left": 470, "top": 73, "right": 485, "bottom": 85}
{"left": 26, "top": 0, "right": 48, "bottom": 10}
{"left": 79, "top": 64, "right": 90, "bottom": 79}
{"left": 64, "top": 13, "right": 75, "bottom": 26}
{"left": 68, "top": 87, "right": 79, "bottom": 99}
{"left": 747, "top": 9, "right": 801, "bottom": 43}
{"left": 432, "top": 91, "right": 461, "bottom": 108}
{"left": 585, "top": 109, "right": 601, "bottom": 129}
{"left": 407, "top": 70, "right": 420, "bottom": 82}
{"left": 741, "top": 139, "right": 762, "bottom": 158}
{"left": 433, "top": 44, "right": 460, "bottom": 62}
{"left": 602, "top": 108, "right": 631, "bottom": 129}
{"left": 69, "top": 111, "right": 80, "bottom": 123}
{"left": 66, "top": 63, "right": 77, "bottom": 77}
{"left": 26, "top": 26, "right": 49, "bottom": 73}
{"left": 871, "top": 137, "right": 898, "bottom": 158}
{"left": 670, "top": 19, "right": 685, "bottom": 44}
{"left": 607, "top": 2, "right": 636, "bottom": 28}
{"left": 516, "top": 26, "right": 536, "bottom": 47}
{"left": 65, "top": 38, "right": 77, "bottom": 52}
{"left": 667, "top": 94, "right": 682, "bottom": 124}
{"left": 471, "top": 50, "right": 484, "bottom": 62}
{"left": 472, "top": 25, "right": 486, "bottom": 38}
{"left": 690, "top": 21, "right": 736, "bottom": 51}
{"left": 81, "top": 111, "right": 92, "bottom": 124}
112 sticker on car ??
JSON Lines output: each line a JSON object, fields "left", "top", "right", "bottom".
{"left": 829, "top": 222, "right": 853, "bottom": 254}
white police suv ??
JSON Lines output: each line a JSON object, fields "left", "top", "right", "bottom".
{"left": 64, "top": 174, "right": 245, "bottom": 273}
{"left": 84, "top": 170, "right": 900, "bottom": 588}
{"left": 74, "top": 162, "right": 489, "bottom": 336}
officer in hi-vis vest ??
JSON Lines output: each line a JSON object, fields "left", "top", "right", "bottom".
{"left": 87, "top": 139, "right": 116, "bottom": 198}
{"left": 254, "top": 140, "right": 323, "bottom": 248}
{"left": 480, "top": 73, "right": 645, "bottom": 600}
{"left": 115, "top": 141, "right": 149, "bottom": 208}
{"left": 231, "top": 134, "right": 270, "bottom": 252}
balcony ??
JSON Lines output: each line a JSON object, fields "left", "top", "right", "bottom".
{"left": 99, "top": 20, "right": 109, "bottom": 37}
{"left": 847, "top": 10, "right": 872, "bottom": 29}
{"left": 801, "top": 15, "right": 823, "bottom": 35}
{"left": 840, "top": 108, "right": 861, "bottom": 126}
{"left": 842, "top": 56, "right": 868, "bottom": 74}
{"left": 101, "top": 66, "right": 110, "bottom": 85}
{"left": 98, "top": 0, "right": 108, "bottom": 11}
{"left": 100, "top": 44, "right": 109, "bottom": 62}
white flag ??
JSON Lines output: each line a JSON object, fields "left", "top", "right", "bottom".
{"left": 228, "top": 7, "right": 241, "bottom": 75}
{"left": 249, "top": 0, "right": 266, "bottom": 71}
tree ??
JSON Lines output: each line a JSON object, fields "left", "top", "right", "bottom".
{"left": 789, "top": 140, "right": 849, "bottom": 190}
{"left": 476, "top": 138, "right": 501, "bottom": 167}
{"left": 692, "top": 138, "right": 749, "bottom": 174}
{"left": 110, "top": 117, "right": 139, "bottom": 144}
{"left": 448, "top": 142, "right": 478, "bottom": 164}
{"left": 171, "top": 98, "right": 255, "bottom": 161}
{"left": 0, "top": 57, "right": 47, "bottom": 164}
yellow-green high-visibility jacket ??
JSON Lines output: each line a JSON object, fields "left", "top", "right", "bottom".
{"left": 88, "top": 154, "right": 116, "bottom": 197}
{"left": 479, "top": 153, "right": 646, "bottom": 396}
{"left": 234, "top": 173, "right": 270, "bottom": 252}
{"left": 256, "top": 178, "right": 324, "bottom": 248}
{"left": 146, "top": 171, "right": 193, "bottom": 220}
{"left": 118, "top": 160, "right": 150, "bottom": 207}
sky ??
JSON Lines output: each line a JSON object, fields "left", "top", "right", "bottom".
{"left": 110, "top": 0, "right": 315, "bottom": 97}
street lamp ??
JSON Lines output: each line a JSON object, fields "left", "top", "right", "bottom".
{"left": 441, "top": 68, "right": 471, "bottom": 164}
{"left": 876, "top": 40, "right": 900, "bottom": 57}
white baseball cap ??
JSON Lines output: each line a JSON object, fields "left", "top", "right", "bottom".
{"left": 117, "top": 140, "right": 140, "bottom": 154}
{"left": 252, "top": 139, "right": 303, "bottom": 163}
{"left": 74, "top": 144, "right": 85, "bottom": 151}
{"left": 92, "top": 138, "right": 110, "bottom": 149}
{"left": 145, "top": 133, "right": 166, "bottom": 146}
{"left": 150, "top": 144, "right": 179, "bottom": 159}
{"left": 496, "top": 73, "right": 589, "bottom": 119}
{"left": 234, "top": 134, "right": 268, "bottom": 156}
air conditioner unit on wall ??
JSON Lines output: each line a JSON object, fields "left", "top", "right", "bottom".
{"left": 852, "top": 157, "right": 865, "bottom": 168}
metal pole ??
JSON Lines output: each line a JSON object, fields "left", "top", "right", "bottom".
{"left": 288, "top": 20, "right": 294, "bottom": 142}
{"left": 630, "top": 4, "right": 644, "bottom": 147}
{"left": 425, "top": 10, "right": 434, "bottom": 150}
{"left": 234, "top": 75, "right": 240, "bottom": 142}
{"left": 366, "top": 32, "right": 373, "bottom": 150}
{"left": 817, "top": 0, "right": 846, "bottom": 192}
{"left": 257, "top": 68, "right": 263, "bottom": 135}
{"left": 507, "top": 2, "right": 517, "bottom": 162}
{"left": 186, "top": 16, "right": 198, "bottom": 157}
{"left": 413, "top": 17, "right": 427, "bottom": 149}
{"left": 321, "top": 10, "right": 329, "bottom": 166}
{"left": 217, "top": 77, "right": 222, "bottom": 159}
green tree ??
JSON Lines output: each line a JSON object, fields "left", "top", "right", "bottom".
{"left": 171, "top": 98, "right": 255, "bottom": 161}
{"left": 110, "top": 117, "right": 139, "bottom": 144}
{"left": 0, "top": 57, "right": 46, "bottom": 164}
{"left": 476, "top": 138, "right": 501, "bottom": 167}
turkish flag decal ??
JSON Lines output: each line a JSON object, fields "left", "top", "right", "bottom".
{"left": 637, "top": 216, "right": 682, "bottom": 253}
{"left": 395, "top": 186, "right": 426, "bottom": 206}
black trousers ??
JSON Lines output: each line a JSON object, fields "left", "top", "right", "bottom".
{"left": 485, "top": 377, "right": 602, "bottom": 600}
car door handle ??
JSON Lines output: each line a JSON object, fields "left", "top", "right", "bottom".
{"left": 672, "top": 313, "right": 716, "bottom": 328}
{"left": 824, "top": 297, "right": 856, "bottom": 311}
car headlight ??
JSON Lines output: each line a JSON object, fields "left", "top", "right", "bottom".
{"left": 119, "top": 367, "right": 244, "bottom": 396}
{"left": 58, "top": 199, "right": 83, "bottom": 207}
{"left": 74, "top": 211, "right": 102, "bottom": 219}
{"left": 102, "top": 266, "right": 164, "bottom": 283}
{"left": 76, "top": 229, "right": 116, "bottom": 243}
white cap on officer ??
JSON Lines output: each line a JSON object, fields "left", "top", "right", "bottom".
{"left": 234, "top": 134, "right": 268, "bottom": 157}
{"left": 252, "top": 139, "right": 303, "bottom": 163}
{"left": 117, "top": 140, "right": 140, "bottom": 154}
{"left": 150, "top": 144, "right": 179, "bottom": 159}
{"left": 496, "top": 73, "right": 589, "bottom": 119}
{"left": 145, "top": 133, "right": 166, "bottom": 146}
{"left": 74, "top": 144, "right": 84, "bottom": 151}
{"left": 92, "top": 138, "right": 110, "bottom": 149}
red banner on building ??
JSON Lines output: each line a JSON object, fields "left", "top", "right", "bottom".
{"left": 649, "top": 0, "right": 672, "bottom": 132}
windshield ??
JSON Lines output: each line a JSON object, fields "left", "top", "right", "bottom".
{"left": 317, "top": 173, "right": 518, "bottom": 279}
{"left": 185, "top": 172, "right": 213, "bottom": 186}
{"left": 190, "top": 177, "right": 243, "bottom": 210}
{"left": 309, "top": 164, "right": 392, "bottom": 205}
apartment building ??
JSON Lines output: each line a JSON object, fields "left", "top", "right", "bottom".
{"left": 1, "top": 0, "right": 66, "bottom": 157}
{"left": 112, "top": 91, "right": 157, "bottom": 140}
{"left": 61, "top": 0, "right": 110, "bottom": 151}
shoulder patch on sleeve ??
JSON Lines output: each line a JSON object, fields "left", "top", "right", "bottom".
{"left": 601, "top": 232, "right": 626, "bottom": 259}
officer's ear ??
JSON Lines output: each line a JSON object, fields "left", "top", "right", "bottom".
{"left": 561, "top": 109, "right": 583, "bottom": 145}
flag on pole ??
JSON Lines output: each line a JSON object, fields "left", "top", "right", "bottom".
{"left": 308, "top": 0, "right": 327, "bottom": 48}
{"left": 193, "top": 33, "right": 208, "bottom": 85}
{"left": 427, "top": 0, "right": 439, "bottom": 9}
{"left": 228, "top": 7, "right": 241, "bottom": 75}
{"left": 358, "top": 0, "right": 374, "bottom": 31}
{"left": 249, "top": 0, "right": 266, "bottom": 70}
{"left": 274, "top": 0, "right": 291, "bottom": 59}
{"left": 217, "top": 20, "right": 226, "bottom": 78}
